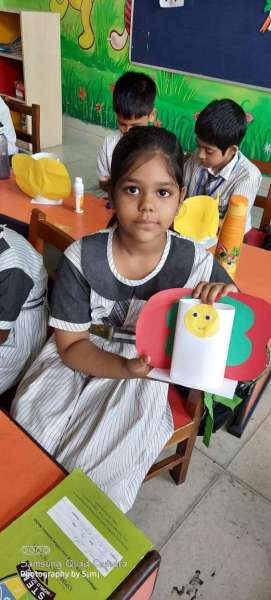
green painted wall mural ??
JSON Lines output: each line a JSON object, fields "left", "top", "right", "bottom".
{"left": 2, "top": 0, "right": 271, "bottom": 160}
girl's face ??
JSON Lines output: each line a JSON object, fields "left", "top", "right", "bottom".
{"left": 113, "top": 154, "right": 185, "bottom": 243}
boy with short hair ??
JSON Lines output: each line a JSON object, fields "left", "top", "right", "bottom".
{"left": 96, "top": 71, "right": 156, "bottom": 192}
{"left": 184, "top": 99, "right": 261, "bottom": 232}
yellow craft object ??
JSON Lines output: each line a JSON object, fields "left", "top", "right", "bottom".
{"left": 12, "top": 154, "right": 71, "bottom": 200}
{"left": 0, "top": 13, "right": 20, "bottom": 43}
{"left": 173, "top": 195, "right": 219, "bottom": 241}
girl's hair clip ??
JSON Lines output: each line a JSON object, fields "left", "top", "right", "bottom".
{"left": 194, "top": 111, "right": 200, "bottom": 121}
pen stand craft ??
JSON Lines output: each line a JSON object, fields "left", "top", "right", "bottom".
{"left": 136, "top": 288, "right": 271, "bottom": 398}
{"left": 170, "top": 299, "right": 235, "bottom": 390}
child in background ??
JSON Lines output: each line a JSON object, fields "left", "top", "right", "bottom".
{"left": 0, "top": 226, "right": 47, "bottom": 394}
{"left": 184, "top": 99, "right": 261, "bottom": 232}
{"left": 96, "top": 71, "right": 156, "bottom": 193}
{"left": 0, "top": 96, "right": 18, "bottom": 156}
{"left": 11, "top": 127, "right": 236, "bottom": 512}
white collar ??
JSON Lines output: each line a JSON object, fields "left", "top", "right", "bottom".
{"left": 207, "top": 151, "right": 239, "bottom": 181}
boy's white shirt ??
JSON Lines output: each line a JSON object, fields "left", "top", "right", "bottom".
{"left": 0, "top": 97, "right": 18, "bottom": 156}
{"left": 96, "top": 130, "right": 123, "bottom": 180}
{"left": 184, "top": 150, "right": 262, "bottom": 232}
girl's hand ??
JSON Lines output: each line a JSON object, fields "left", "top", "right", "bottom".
{"left": 124, "top": 355, "right": 152, "bottom": 378}
{"left": 192, "top": 282, "right": 238, "bottom": 304}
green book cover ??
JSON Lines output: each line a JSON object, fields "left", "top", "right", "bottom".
{"left": 0, "top": 469, "right": 153, "bottom": 599}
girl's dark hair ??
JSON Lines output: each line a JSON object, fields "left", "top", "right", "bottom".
{"left": 111, "top": 126, "right": 184, "bottom": 194}
{"left": 195, "top": 99, "right": 247, "bottom": 153}
{"left": 113, "top": 71, "right": 156, "bottom": 119}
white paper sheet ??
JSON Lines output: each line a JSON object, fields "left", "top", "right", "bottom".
{"left": 48, "top": 496, "right": 122, "bottom": 577}
{"left": 160, "top": 0, "right": 184, "bottom": 7}
{"left": 170, "top": 299, "right": 235, "bottom": 389}
{"left": 148, "top": 368, "right": 238, "bottom": 399}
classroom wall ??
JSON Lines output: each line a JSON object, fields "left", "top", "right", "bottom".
{"left": 2, "top": 0, "right": 271, "bottom": 161}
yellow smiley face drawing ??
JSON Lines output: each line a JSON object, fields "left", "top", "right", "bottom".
{"left": 184, "top": 304, "right": 220, "bottom": 338}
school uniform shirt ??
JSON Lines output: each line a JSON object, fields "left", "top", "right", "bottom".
{"left": 0, "top": 97, "right": 18, "bottom": 156}
{"left": 0, "top": 226, "right": 48, "bottom": 393}
{"left": 96, "top": 130, "right": 123, "bottom": 180}
{"left": 11, "top": 227, "right": 231, "bottom": 513}
{"left": 184, "top": 150, "right": 262, "bottom": 232}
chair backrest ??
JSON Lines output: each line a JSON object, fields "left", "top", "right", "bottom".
{"left": 28, "top": 208, "right": 73, "bottom": 255}
{"left": 0, "top": 94, "right": 40, "bottom": 154}
{"left": 251, "top": 159, "right": 271, "bottom": 231}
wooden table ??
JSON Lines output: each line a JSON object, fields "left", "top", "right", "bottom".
{"left": 235, "top": 243, "right": 271, "bottom": 304}
{"left": 0, "top": 410, "right": 160, "bottom": 599}
{"left": 0, "top": 409, "right": 66, "bottom": 531}
{"left": 227, "top": 243, "right": 271, "bottom": 436}
{"left": 0, "top": 176, "right": 114, "bottom": 240}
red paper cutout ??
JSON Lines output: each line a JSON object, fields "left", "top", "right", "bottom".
{"left": 136, "top": 289, "right": 271, "bottom": 382}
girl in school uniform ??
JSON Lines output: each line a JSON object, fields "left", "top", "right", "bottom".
{"left": 0, "top": 226, "right": 47, "bottom": 393}
{"left": 11, "top": 127, "right": 236, "bottom": 512}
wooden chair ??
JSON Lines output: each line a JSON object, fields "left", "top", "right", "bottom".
{"left": 246, "top": 160, "right": 271, "bottom": 246}
{"left": 28, "top": 208, "right": 74, "bottom": 300}
{"left": 0, "top": 94, "right": 40, "bottom": 154}
{"left": 28, "top": 207, "right": 73, "bottom": 254}
{"left": 145, "top": 386, "right": 203, "bottom": 485}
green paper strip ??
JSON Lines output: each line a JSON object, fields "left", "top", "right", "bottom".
{"left": 203, "top": 392, "right": 243, "bottom": 447}
{"left": 203, "top": 413, "right": 214, "bottom": 447}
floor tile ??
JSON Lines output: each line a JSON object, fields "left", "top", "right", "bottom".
{"left": 128, "top": 447, "right": 222, "bottom": 549}
{"left": 63, "top": 115, "right": 112, "bottom": 138}
{"left": 228, "top": 411, "right": 271, "bottom": 501}
{"left": 45, "top": 142, "right": 89, "bottom": 164}
{"left": 195, "top": 380, "right": 271, "bottom": 468}
{"left": 62, "top": 129, "right": 102, "bottom": 153}
{"left": 154, "top": 473, "right": 271, "bottom": 600}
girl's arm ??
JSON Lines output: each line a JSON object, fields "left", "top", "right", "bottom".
{"left": 55, "top": 329, "right": 151, "bottom": 379}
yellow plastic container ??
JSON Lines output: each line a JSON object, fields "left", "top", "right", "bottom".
{"left": 215, "top": 195, "right": 248, "bottom": 279}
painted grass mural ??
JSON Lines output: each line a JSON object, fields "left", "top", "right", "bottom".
{"left": 2, "top": 0, "right": 271, "bottom": 160}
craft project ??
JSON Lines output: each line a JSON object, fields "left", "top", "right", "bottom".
{"left": 173, "top": 195, "right": 219, "bottom": 243}
{"left": 136, "top": 288, "right": 271, "bottom": 396}
{"left": 169, "top": 299, "right": 235, "bottom": 390}
{"left": 12, "top": 152, "right": 71, "bottom": 205}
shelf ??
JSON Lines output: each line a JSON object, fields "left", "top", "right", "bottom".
{"left": 0, "top": 8, "right": 62, "bottom": 148}
{"left": 0, "top": 93, "right": 25, "bottom": 104}
{"left": 0, "top": 51, "right": 22, "bottom": 61}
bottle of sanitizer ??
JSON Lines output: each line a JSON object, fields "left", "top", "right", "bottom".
{"left": 73, "top": 176, "right": 84, "bottom": 213}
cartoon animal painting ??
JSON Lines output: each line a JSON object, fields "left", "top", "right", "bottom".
{"left": 50, "top": 0, "right": 95, "bottom": 49}
{"left": 109, "top": 0, "right": 131, "bottom": 51}
{"left": 260, "top": 0, "right": 271, "bottom": 31}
